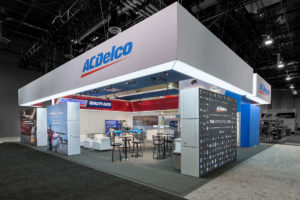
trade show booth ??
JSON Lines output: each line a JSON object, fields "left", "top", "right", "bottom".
{"left": 18, "top": 2, "right": 271, "bottom": 178}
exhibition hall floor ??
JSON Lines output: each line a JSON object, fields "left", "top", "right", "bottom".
{"left": 0, "top": 143, "right": 184, "bottom": 200}
{"left": 33, "top": 142, "right": 271, "bottom": 196}
{"left": 1, "top": 141, "right": 298, "bottom": 200}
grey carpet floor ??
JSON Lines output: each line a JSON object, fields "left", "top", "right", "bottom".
{"left": 0, "top": 143, "right": 185, "bottom": 200}
{"left": 31, "top": 142, "right": 272, "bottom": 196}
{"left": 185, "top": 144, "right": 300, "bottom": 200}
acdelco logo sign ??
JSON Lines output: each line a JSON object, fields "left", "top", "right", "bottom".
{"left": 81, "top": 41, "right": 133, "bottom": 78}
{"left": 216, "top": 106, "right": 227, "bottom": 112}
{"left": 259, "top": 83, "right": 270, "bottom": 96}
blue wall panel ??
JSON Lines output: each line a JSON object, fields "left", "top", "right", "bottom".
{"left": 241, "top": 104, "right": 260, "bottom": 147}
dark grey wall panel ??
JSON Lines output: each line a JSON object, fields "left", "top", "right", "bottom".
{"left": 0, "top": 50, "right": 41, "bottom": 138}
{"left": 199, "top": 88, "right": 237, "bottom": 176}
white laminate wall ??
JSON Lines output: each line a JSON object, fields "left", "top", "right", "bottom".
{"left": 67, "top": 102, "right": 80, "bottom": 155}
{"left": 36, "top": 108, "right": 47, "bottom": 146}
{"left": 180, "top": 87, "right": 200, "bottom": 177}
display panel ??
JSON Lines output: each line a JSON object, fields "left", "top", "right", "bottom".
{"left": 20, "top": 108, "right": 37, "bottom": 146}
{"left": 47, "top": 104, "right": 68, "bottom": 155}
{"left": 199, "top": 88, "right": 237, "bottom": 176}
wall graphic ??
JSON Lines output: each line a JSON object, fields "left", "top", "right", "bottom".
{"left": 20, "top": 108, "right": 37, "bottom": 146}
{"left": 199, "top": 89, "right": 237, "bottom": 176}
{"left": 47, "top": 104, "right": 68, "bottom": 155}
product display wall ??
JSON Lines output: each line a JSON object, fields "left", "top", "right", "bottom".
{"left": 198, "top": 89, "right": 237, "bottom": 176}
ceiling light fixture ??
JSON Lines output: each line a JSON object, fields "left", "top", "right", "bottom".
{"left": 264, "top": 35, "right": 273, "bottom": 46}
{"left": 278, "top": 61, "right": 285, "bottom": 68}
{"left": 290, "top": 84, "right": 294, "bottom": 89}
{"left": 286, "top": 74, "right": 292, "bottom": 81}
{"left": 293, "top": 90, "right": 298, "bottom": 95}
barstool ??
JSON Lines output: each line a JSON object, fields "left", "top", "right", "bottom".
{"left": 132, "top": 134, "right": 143, "bottom": 157}
{"left": 152, "top": 135, "right": 163, "bottom": 159}
{"left": 110, "top": 136, "right": 122, "bottom": 162}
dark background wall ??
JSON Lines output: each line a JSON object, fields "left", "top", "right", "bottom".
{"left": 0, "top": 50, "right": 41, "bottom": 138}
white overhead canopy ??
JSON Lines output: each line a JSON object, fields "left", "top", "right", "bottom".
{"left": 19, "top": 3, "right": 268, "bottom": 106}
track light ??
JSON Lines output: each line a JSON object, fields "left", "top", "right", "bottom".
{"left": 264, "top": 35, "right": 273, "bottom": 46}
{"left": 290, "top": 84, "right": 294, "bottom": 89}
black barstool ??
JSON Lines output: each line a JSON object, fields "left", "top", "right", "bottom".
{"left": 132, "top": 134, "right": 143, "bottom": 157}
{"left": 152, "top": 135, "right": 163, "bottom": 159}
{"left": 165, "top": 135, "right": 174, "bottom": 153}
{"left": 110, "top": 136, "right": 122, "bottom": 162}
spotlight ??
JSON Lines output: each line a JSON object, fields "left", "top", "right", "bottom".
{"left": 104, "top": 86, "right": 112, "bottom": 91}
{"left": 126, "top": 80, "right": 135, "bottom": 86}
{"left": 264, "top": 35, "right": 273, "bottom": 46}
{"left": 290, "top": 84, "right": 294, "bottom": 89}
{"left": 151, "top": 77, "right": 156, "bottom": 84}
{"left": 191, "top": 79, "right": 197, "bottom": 85}
{"left": 159, "top": 76, "right": 167, "bottom": 82}
{"left": 163, "top": 72, "right": 168, "bottom": 76}
{"left": 277, "top": 61, "right": 285, "bottom": 68}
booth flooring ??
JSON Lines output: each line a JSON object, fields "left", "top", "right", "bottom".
{"left": 0, "top": 142, "right": 184, "bottom": 200}
{"left": 34, "top": 142, "right": 272, "bottom": 197}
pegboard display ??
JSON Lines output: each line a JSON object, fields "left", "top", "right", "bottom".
{"left": 199, "top": 88, "right": 237, "bottom": 176}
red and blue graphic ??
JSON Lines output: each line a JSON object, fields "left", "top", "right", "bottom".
{"left": 81, "top": 41, "right": 133, "bottom": 78}
{"left": 259, "top": 83, "right": 270, "bottom": 96}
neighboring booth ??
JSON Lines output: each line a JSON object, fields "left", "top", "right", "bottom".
{"left": 18, "top": 3, "right": 271, "bottom": 177}
{"left": 20, "top": 107, "right": 47, "bottom": 147}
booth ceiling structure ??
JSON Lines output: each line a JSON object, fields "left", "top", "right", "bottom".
{"left": 18, "top": 3, "right": 271, "bottom": 106}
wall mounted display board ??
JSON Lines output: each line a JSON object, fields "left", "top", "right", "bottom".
{"left": 47, "top": 102, "right": 80, "bottom": 155}
{"left": 20, "top": 108, "right": 47, "bottom": 146}
{"left": 198, "top": 89, "right": 237, "bottom": 176}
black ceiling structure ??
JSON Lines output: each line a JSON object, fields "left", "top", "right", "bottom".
{"left": 0, "top": 0, "right": 299, "bottom": 91}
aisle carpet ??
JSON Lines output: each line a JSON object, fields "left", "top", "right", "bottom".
{"left": 0, "top": 143, "right": 185, "bottom": 200}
